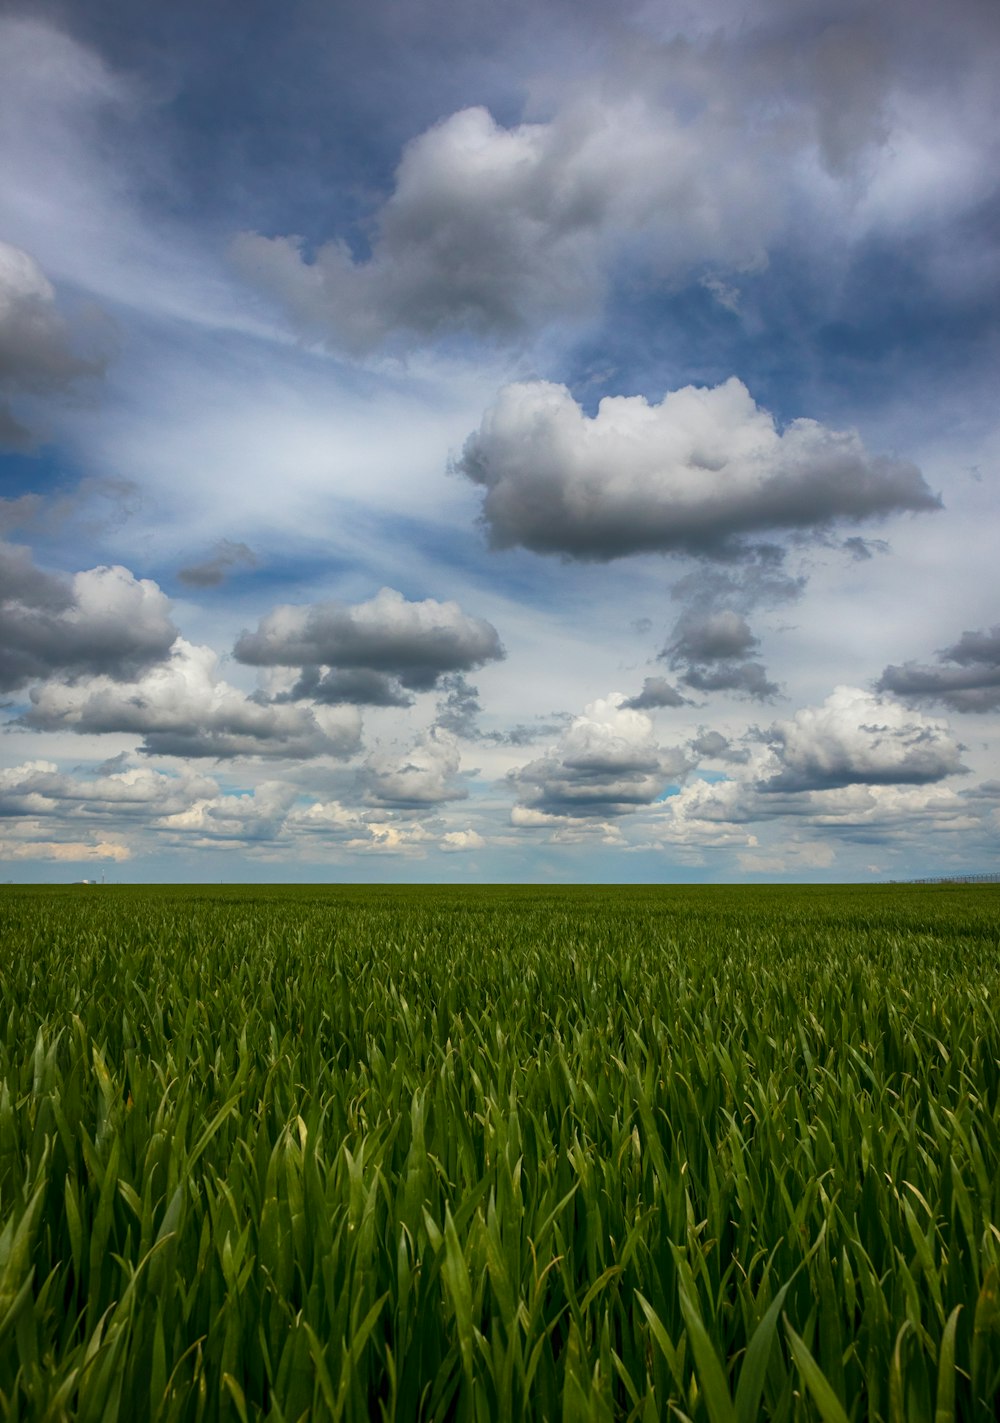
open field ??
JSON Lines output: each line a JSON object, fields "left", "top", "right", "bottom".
{"left": 0, "top": 883, "right": 998, "bottom": 1420}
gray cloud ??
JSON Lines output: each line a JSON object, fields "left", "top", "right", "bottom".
{"left": 235, "top": 586, "right": 504, "bottom": 698}
{"left": 0, "top": 540, "right": 177, "bottom": 693}
{"left": 510, "top": 693, "right": 689, "bottom": 819}
{"left": 434, "top": 673, "right": 482, "bottom": 738}
{"left": 662, "top": 609, "right": 779, "bottom": 702}
{"left": 231, "top": 92, "right": 776, "bottom": 352}
{"left": 286, "top": 666, "right": 414, "bottom": 709}
{"left": 21, "top": 639, "right": 361, "bottom": 761}
{"left": 0, "top": 240, "right": 106, "bottom": 446}
{"left": 689, "top": 729, "right": 750, "bottom": 763}
{"left": 457, "top": 379, "right": 939, "bottom": 561}
{"left": 177, "top": 540, "right": 257, "bottom": 588}
{"left": 681, "top": 660, "right": 779, "bottom": 701}
{"left": 622, "top": 676, "right": 688, "bottom": 710}
{"left": 879, "top": 625, "right": 1000, "bottom": 712}
{"left": 668, "top": 609, "right": 757, "bottom": 663}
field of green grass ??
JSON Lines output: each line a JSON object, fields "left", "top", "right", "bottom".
{"left": 0, "top": 884, "right": 998, "bottom": 1420}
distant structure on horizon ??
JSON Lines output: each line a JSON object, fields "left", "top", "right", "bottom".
{"left": 890, "top": 872, "right": 999, "bottom": 884}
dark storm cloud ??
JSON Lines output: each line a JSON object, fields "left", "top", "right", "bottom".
{"left": 177, "top": 540, "right": 257, "bottom": 588}
{"left": 622, "top": 677, "right": 688, "bottom": 710}
{"left": 235, "top": 586, "right": 504, "bottom": 696}
{"left": 457, "top": 379, "right": 939, "bottom": 561}
{"left": 0, "top": 540, "right": 177, "bottom": 693}
{"left": 879, "top": 625, "right": 1000, "bottom": 712}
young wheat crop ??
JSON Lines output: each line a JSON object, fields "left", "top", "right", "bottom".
{"left": 0, "top": 883, "right": 997, "bottom": 1420}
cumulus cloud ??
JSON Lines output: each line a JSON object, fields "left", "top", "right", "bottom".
{"left": 0, "top": 759, "right": 215, "bottom": 821}
{"left": 0, "top": 240, "right": 106, "bottom": 445}
{"left": 362, "top": 726, "right": 466, "bottom": 808}
{"left": 510, "top": 693, "right": 689, "bottom": 820}
{"left": 622, "top": 676, "right": 688, "bottom": 710}
{"left": 457, "top": 379, "right": 939, "bottom": 560}
{"left": 648, "top": 687, "right": 971, "bottom": 862}
{"left": 765, "top": 686, "right": 967, "bottom": 792}
{"left": 231, "top": 95, "right": 775, "bottom": 351}
{"left": 21, "top": 639, "right": 362, "bottom": 760}
{"left": 879, "top": 625, "right": 1000, "bottom": 712}
{"left": 0, "top": 541, "right": 177, "bottom": 692}
{"left": 158, "top": 781, "right": 299, "bottom": 845}
{"left": 235, "top": 586, "right": 504, "bottom": 703}
{"left": 177, "top": 540, "right": 256, "bottom": 588}
{"left": 440, "top": 828, "right": 485, "bottom": 851}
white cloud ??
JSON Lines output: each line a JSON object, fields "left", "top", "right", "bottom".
{"left": 0, "top": 758, "right": 215, "bottom": 820}
{"left": 510, "top": 693, "right": 689, "bottom": 820}
{"left": 767, "top": 686, "right": 965, "bottom": 791}
{"left": 22, "top": 638, "right": 362, "bottom": 760}
{"left": 362, "top": 726, "right": 466, "bottom": 807}
{"left": 0, "top": 836, "right": 130, "bottom": 863}
{"left": 440, "top": 828, "right": 486, "bottom": 851}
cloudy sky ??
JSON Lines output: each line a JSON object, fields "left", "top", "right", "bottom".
{"left": 1, "top": 0, "right": 998, "bottom": 882}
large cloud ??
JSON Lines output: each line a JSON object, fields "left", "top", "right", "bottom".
{"left": 231, "top": 97, "right": 774, "bottom": 351}
{"left": 230, "top": 5, "right": 1000, "bottom": 355}
{"left": 0, "top": 541, "right": 177, "bottom": 692}
{"left": 765, "top": 687, "right": 966, "bottom": 792}
{"left": 21, "top": 639, "right": 361, "bottom": 760}
{"left": 235, "top": 587, "right": 504, "bottom": 702}
{"left": 0, "top": 240, "right": 105, "bottom": 445}
{"left": 456, "top": 379, "right": 939, "bottom": 560}
{"left": 879, "top": 626, "right": 1000, "bottom": 712}
{"left": 510, "top": 694, "right": 689, "bottom": 820}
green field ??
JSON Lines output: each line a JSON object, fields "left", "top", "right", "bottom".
{"left": 0, "top": 884, "right": 998, "bottom": 1420}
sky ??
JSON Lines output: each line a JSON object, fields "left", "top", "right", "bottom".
{"left": 1, "top": 0, "right": 998, "bottom": 883}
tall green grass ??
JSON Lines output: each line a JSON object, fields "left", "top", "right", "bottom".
{"left": 0, "top": 884, "right": 998, "bottom": 1419}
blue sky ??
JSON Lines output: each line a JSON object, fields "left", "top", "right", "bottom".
{"left": 1, "top": 0, "right": 998, "bottom": 882}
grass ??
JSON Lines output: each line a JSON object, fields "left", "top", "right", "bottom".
{"left": 0, "top": 883, "right": 998, "bottom": 1419}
